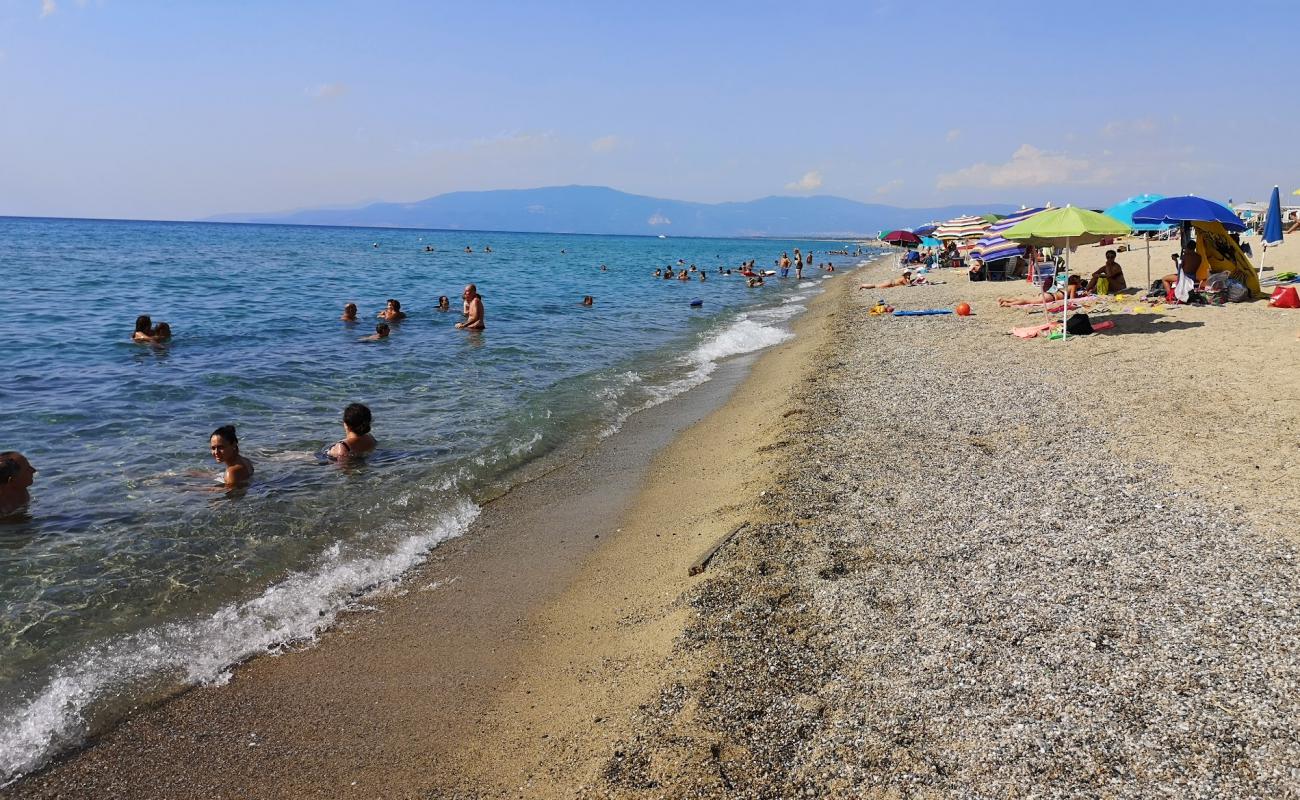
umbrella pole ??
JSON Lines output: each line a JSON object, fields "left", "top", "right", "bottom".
{"left": 1062, "top": 239, "right": 1071, "bottom": 341}
{"left": 1145, "top": 235, "right": 1151, "bottom": 290}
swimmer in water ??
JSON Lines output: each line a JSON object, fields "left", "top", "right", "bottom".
{"left": 484, "top": 246, "right": 492, "bottom": 253}
{"left": 456, "top": 284, "right": 485, "bottom": 330}
{"left": 0, "top": 451, "right": 36, "bottom": 516}
{"left": 133, "top": 315, "right": 154, "bottom": 342}
{"left": 653, "top": 269, "right": 662, "bottom": 277}
{"left": 465, "top": 246, "right": 473, "bottom": 253}
{"left": 600, "top": 264, "right": 608, "bottom": 272}
{"left": 377, "top": 299, "right": 407, "bottom": 322}
{"left": 698, "top": 272, "right": 707, "bottom": 282}
{"left": 437, "top": 295, "right": 451, "bottom": 312}
{"left": 328, "top": 403, "right": 376, "bottom": 460}
{"left": 361, "top": 323, "right": 391, "bottom": 341}
{"left": 209, "top": 425, "right": 254, "bottom": 489}
{"left": 747, "top": 276, "right": 764, "bottom": 287}
{"left": 424, "top": 246, "right": 434, "bottom": 252}
{"left": 149, "top": 322, "right": 172, "bottom": 342}
{"left": 341, "top": 303, "right": 358, "bottom": 322}
{"left": 581, "top": 295, "right": 594, "bottom": 306}
{"left": 678, "top": 271, "right": 690, "bottom": 281}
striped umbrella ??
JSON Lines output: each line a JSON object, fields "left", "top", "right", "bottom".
{"left": 933, "top": 214, "right": 989, "bottom": 241}
{"left": 970, "top": 207, "right": 1047, "bottom": 262}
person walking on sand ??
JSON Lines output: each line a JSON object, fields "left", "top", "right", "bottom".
{"left": 0, "top": 451, "right": 36, "bottom": 516}
{"left": 457, "top": 284, "right": 485, "bottom": 330}
{"left": 209, "top": 425, "right": 253, "bottom": 490}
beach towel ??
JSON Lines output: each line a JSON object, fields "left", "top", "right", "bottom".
{"left": 1174, "top": 271, "right": 1195, "bottom": 304}
{"left": 1010, "top": 323, "right": 1054, "bottom": 339}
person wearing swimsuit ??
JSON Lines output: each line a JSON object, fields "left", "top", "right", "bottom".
{"left": 328, "top": 403, "right": 376, "bottom": 460}
{"left": 210, "top": 425, "right": 254, "bottom": 489}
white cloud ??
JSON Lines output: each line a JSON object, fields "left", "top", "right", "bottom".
{"left": 785, "top": 170, "right": 823, "bottom": 192}
{"left": 40, "top": 0, "right": 56, "bottom": 17}
{"left": 590, "top": 135, "right": 619, "bottom": 153}
{"left": 647, "top": 212, "right": 671, "bottom": 226}
{"left": 936, "top": 144, "right": 1112, "bottom": 190}
{"left": 945, "top": 128, "right": 961, "bottom": 143}
{"left": 875, "top": 179, "right": 903, "bottom": 196}
{"left": 307, "top": 83, "right": 349, "bottom": 100}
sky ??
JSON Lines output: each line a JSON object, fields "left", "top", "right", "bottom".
{"left": 2, "top": 0, "right": 1298, "bottom": 220}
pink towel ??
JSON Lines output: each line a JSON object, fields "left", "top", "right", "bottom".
{"left": 1010, "top": 323, "right": 1054, "bottom": 339}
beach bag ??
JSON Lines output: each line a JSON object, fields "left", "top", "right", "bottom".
{"left": 1226, "top": 280, "right": 1250, "bottom": 303}
{"left": 1269, "top": 286, "right": 1300, "bottom": 309}
{"left": 1065, "top": 313, "right": 1094, "bottom": 336}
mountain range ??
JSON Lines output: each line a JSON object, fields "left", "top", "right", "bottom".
{"left": 208, "top": 186, "right": 1019, "bottom": 239}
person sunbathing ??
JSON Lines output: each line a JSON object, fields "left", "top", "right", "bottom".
{"left": 998, "top": 276, "right": 1082, "bottom": 307}
{"left": 858, "top": 271, "right": 916, "bottom": 290}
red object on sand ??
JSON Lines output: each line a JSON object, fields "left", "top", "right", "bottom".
{"left": 955, "top": 302, "right": 972, "bottom": 316}
{"left": 1269, "top": 286, "right": 1300, "bottom": 309}
{"left": 1092, "top": 320, "right": 1115, "bottom": 332}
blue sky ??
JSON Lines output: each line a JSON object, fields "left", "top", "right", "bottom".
{"left": 2, "top": 0, "right": 1297, "bottom": 219}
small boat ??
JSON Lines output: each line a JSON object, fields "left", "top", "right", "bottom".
{"left": 657, "top": 234, "right": 667, "bottom": 239}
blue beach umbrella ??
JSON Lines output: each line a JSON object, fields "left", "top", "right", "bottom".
{"left": 913, "top": 224, "right": 939, "bottom": 236}
{"left": 1263, "top": 186, "right": 1284, "bottom": 247}
{"left": 1132, "top": 195, "right": 1245, "bottom": 232}
{"left": 1103, "top": 194, "right": 1168, "bottom": 232}
{"left": 1261, "top": 185, "right": 1284, "bottom": 275}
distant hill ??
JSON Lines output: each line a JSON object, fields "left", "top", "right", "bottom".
{"left": 207, "top": 185, "right": 1018, "bottom": 238}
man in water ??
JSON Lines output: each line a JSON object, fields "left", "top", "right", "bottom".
{"left": 361, "top": 323, "right": 390, "bottom": 341}
{"left": 0, "top": 451, "right": 36, "bottom": 515}
{"left": 457, "top": 284, "right": 486, "bottom": 330}
{"left": 377, "top": 299, "right": 407, "bottom": 322}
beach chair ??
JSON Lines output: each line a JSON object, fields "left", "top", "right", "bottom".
{"left": 1028, "top": 260, "right": 1056, "bottom": 285}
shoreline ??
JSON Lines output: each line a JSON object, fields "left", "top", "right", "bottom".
{"left": 3, "top": 262, "right": 871, "bottom": 798}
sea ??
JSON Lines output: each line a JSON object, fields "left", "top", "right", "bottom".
{"left": 0, "top": 216, "right": 881, "bottom": 781}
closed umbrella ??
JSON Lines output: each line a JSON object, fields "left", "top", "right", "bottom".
{"left": 1003, "top": 206, "right": 1131, "bottom": 340}
{"left": 1261, "top": 185, "right": 1284, "bottom": 277}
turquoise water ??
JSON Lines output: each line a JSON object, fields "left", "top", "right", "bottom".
{"left": 0, "top": 216, "right": 876, "bottom": 779}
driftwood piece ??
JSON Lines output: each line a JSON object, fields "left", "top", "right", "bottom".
{"left": 688, "top": 523, "right": 748, "bottom": 576}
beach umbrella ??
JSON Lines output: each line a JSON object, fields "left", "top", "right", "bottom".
{"left": 1131, "top": 195, "right": 1246, "bottom": 232}
{"left": 1261, "top": 185, "right": 1284, "bottom": 276}
{"left": 1104, "top": 194, "right": 1170, "bottom": 287}
{"left": 1103, "top": 194, "right": 1168, "bottom": 231}
{"left": 933, "top": 214, "right": 989, "bottom": 242}
{"left": 970, "top": 206, "right": 1047, "bottom": 267}
{"left": 882, "top": 229, "right": 923, "bottom": 247}
{"left": 1003, "top": 206, "right": 1131, "bottom": 340}
{"left": 919, "top": 235, "right": 942, "bottom": 248}
{"left": 913, "top": 223, "right": 939, "bottom": 236}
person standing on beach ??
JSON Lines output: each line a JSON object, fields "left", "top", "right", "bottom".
{"left": 457, "top": 284, "right": 485, "bottom": 330}
{"left": 0, "top": 451, "right": 36, "bottom": 516}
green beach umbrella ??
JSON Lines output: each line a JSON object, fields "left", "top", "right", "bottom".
{"left": 1002, "top": 206, "right": 1131, "bottom": 340}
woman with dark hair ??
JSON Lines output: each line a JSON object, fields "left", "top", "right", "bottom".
{"left": 436, "top": 295, "right": 451, "bottom": 312}
{"left": 133, "top": 315, "right": 153, "bottom": 342}
{"left": 328, "top": 403, "right": 376, "bottom": 460}
{"left": 0, "top": 451, "right": 36, "bottom": 515}
{"left": 209, "top": 425, "right": 254, "bottom": 489}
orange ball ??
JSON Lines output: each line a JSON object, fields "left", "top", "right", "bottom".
{"left": 955, "top": 302, "right": 972, "bottom": 317}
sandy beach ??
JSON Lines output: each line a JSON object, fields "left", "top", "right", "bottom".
{"left": 7, "top": 243, "right": 1300, "bottom": 798}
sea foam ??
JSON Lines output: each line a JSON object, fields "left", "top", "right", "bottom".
{"left": 0, "top": 499, "right": 479, "bottom": 785}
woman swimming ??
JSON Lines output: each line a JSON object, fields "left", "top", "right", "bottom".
{"left": 436, "top": 295, "right": 451, "bottom": 312}
{"left": 133, "top": 315, "right": 153, "bottom": 342}
{"left": 209, "top": 425, "right": 254, "bottom": 489}
{"left": 328, "top": 403, "right": 376, "bottom": 460}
